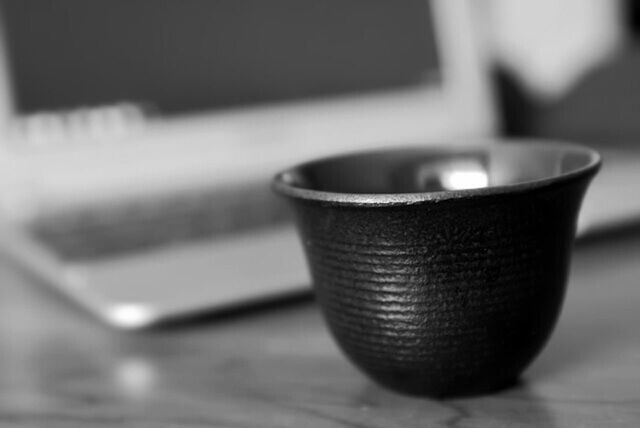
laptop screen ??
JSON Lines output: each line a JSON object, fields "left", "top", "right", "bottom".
{"left": 1, "top": 0, "right": 440, "bottom": 115}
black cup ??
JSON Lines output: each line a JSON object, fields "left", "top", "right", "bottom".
{"left": 273, "top": 141, "right": 600, "bottom": 397}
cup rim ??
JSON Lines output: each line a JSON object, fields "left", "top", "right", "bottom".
{"left": 272, "top": 140, "right": 601, "bottom": 206}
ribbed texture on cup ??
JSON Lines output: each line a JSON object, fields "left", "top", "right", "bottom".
{"left": 289, "top": 178, "right": 590, "bottom": 396}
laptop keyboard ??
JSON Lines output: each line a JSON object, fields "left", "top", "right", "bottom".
{"left": 28, "top": 183, "right": 291, "bottom": 261}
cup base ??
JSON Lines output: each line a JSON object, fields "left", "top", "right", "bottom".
{"left": 370, "top": 371, "right": 519, "bottom": 398}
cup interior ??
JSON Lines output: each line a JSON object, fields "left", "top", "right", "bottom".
{"left": 277, "top": 142, "right": 599, "bottom": 196}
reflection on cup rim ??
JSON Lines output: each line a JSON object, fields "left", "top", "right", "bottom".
{"left": 273, "top": 140, "right": 601, "bottom": 206}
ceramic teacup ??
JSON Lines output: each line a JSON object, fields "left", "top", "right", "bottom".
{"left": 273, "top": 141, "right": 600, "bottom": 397}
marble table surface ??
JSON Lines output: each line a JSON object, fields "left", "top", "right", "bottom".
{"left": 1, "top": 229, "right": 639, "bottom": 427}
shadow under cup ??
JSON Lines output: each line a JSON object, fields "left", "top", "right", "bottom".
{"left": 274, "top": 142, "right": 600, "bottom": 397}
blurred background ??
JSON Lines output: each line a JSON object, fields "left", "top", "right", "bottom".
{"left": 491, "top": 0, "right": 635, "bottom": 145}
{"left": 0, "top": 0, "right": 637, "bottom": 327}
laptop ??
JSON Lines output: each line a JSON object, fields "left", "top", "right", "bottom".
{"left": 0, "top": 0, "right": 493, "bottom": 329}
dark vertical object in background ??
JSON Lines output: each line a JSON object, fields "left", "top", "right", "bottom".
{"left": 492, "top": 66, "right": 537, "bottom": 137}
{"left": 0, "top": 0, "right": 440, "bottom": 115}
{"left": 627, "top": 0, "right": 640, "bottom": 36}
